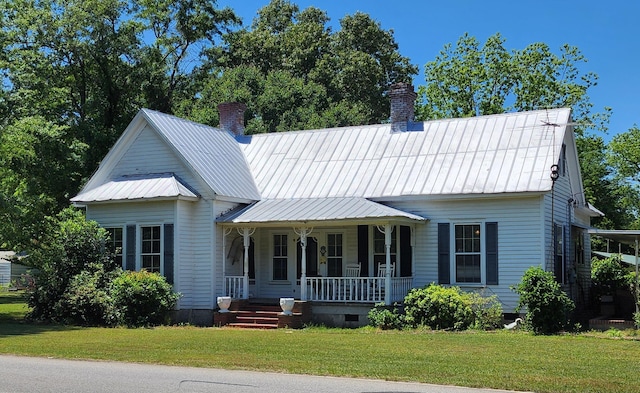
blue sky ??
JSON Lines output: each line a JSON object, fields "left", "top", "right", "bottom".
{"left": 218, "top": 0, "right": 639, "bottom": 141}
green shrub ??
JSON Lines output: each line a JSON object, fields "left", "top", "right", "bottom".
{"left": 56, "top": 268, "right": 121, "bottom": 326}
{"left": 591, "top": 255, "right": 631, "bottom": 298}
{"left": 110, "top": 270, "right": 180, "bottom": 327}
{"left": 404, "top": 284, "right": 473, "bottom": 330}
{"left": 26, "top": 208, "right": 117, "bottom": 322}
{"left": 513, "top": 266, "right": 574, "bottom": 335}
{"left": 367, "top": 302, "right": 405, "bottom": 330}
{"left": 467, "top": 291, "right": 503, "bottom": 330}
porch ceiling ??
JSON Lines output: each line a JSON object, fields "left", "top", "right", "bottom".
{"left": 216, "top": 197, "right": 427, "bottom": 227}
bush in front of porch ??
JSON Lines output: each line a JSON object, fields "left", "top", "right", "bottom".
{"left": 367, "top": 284, "right": 503, "bottom": 331}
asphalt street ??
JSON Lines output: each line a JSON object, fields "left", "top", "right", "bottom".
{"left": 0, "top": 355, "right": 529, "bottom": 393}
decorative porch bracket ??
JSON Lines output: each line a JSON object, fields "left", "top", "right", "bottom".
{"left": 376, "top": 224, "right": 394, "bottom": 305}
{"left": 237, "top": 227, "right": 256, "bottom": 299}
{"left": 221, "top": 227, "right": 233, "bottom": 296}
{"left": 293, "top": 226, "right": 313, "bottom": 301}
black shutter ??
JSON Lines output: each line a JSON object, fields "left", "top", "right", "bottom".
{"left": 437, "top": 223, "right": 450, "bottom": 284}
{"left": 400, "top": 226, "right": 412, "bottom": 277}
{"left": 485, "top": 222, "right": 498, "bottom": 285}
{"left": 125, "top": 225, "right": 136, "bottom": 271}
{"left": 357, "top": 225, "right": 369, "bottom": 277}
{"left": 164, "top": 223, "right": 174, "bottom": 285}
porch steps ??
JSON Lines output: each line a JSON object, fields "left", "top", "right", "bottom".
{"left": 227, "top": 303, "right": 281, "bottom": 329}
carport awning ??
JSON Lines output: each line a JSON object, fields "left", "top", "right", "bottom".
{"left": 71, "top": 173, "right": 199, "bottom": 204}
{"left": 216, "top": 197, "right": 427, "bottom": 227}
{"left": 588, "top": 229, "right": 640, "bottom": 245}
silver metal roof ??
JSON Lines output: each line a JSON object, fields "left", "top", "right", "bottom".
{"left": 216, "top": 197, "right": 426, "bottom": 226}
{"left": 592, "top": 251, "right": 638, "bottom": 266}
{"left": 240, "top": 108, "right": 571, "bottom": 199}
{"left": 142, "top": 109, "right": 260, "bottom": 200}
{"left": 71, "top": 173, "right": 199, "bottom": 203}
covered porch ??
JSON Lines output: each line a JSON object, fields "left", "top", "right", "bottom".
{"left": 217, "top": 197, "right": 427, "bottom": 305}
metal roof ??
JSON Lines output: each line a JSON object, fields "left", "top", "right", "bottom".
{"left": 589, "top": 229, "right": 640, "bottom": 245}
{"left": 71, "top": 173, "right": 199, "bottom": 203}
{"left": 240, "top": 108, "right": 571, "bottom": 199}
{"left": 216, "top": 197, "right": 426, "bottom": 226}
{"left": 592, "top": 251, "right": 638, "bottom": 266}
{"left": 141, "top": 109, "right": 261, "bottom": 200}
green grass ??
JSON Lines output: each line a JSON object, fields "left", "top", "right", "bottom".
{"left": 1, "top": 292, "right": 639, "bottom": 393}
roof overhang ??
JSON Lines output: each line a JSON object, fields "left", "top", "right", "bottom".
{"left": 588, "top": 229, "right": 640, "bottom": 245}
{"left": 71, "top": 173, "right": 200, "bottom": 205}
{"left": 216, "top": 197, "right": 427, "bottom": 227}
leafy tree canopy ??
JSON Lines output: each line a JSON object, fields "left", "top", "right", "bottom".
{"left": 179, "top": 0, "right": 418, "bottom": 133}
{"left": 416, "top": 32, "right": 636, "bottom": 231}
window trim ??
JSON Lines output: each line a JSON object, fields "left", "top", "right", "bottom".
{"left": 138, "top": 224, "right": 164, "bottom": 275}
{"left": 450, "top": 222, "right": 485, "bottom": 285}
{"left": 271, "top": 232, "right": 289, "bottom": 282}
{"left": 105, "top": 226, "right": 125, "bottom": 269}
{"left": 326, "top": 232, "right": 344, "bottom": 277}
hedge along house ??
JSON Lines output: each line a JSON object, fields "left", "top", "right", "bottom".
{"left": 71, "top": 84, "right": 600, "bottom": 326}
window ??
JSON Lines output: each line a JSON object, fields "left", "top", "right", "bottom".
{"left": 105, "top": 227, "right": 123, "bottom": 267}
{"left": 454, "top": 224, "right": 481, "bottom": 283}
{"left": 273, "top": 234, "right": 288, "bottom": 280}
{"left": 572, "top": 226, "right": 585, "bottom": 265}
{"left": 554, "top": 224, "right": 565, "bottom": 283}
{"left": 327, "top": 233, "right": 343, "bottom": 277}
{"left": 141, "top": 225, "right": 161, "bottom": 273}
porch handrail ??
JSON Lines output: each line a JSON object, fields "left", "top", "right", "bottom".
{"left": 305, "top": 276, "right": 412, "bottom": 303}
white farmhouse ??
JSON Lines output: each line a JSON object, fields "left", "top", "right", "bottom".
{"left": 72, "top": 84, "right": 601, "bottom": 326}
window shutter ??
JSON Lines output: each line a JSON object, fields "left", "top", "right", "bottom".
{"left": 125, "top": 225, "right": 136, "bottom": 271}
{"left": 437, "top": 223, "right": 450, "bottom": 284}
{"left": 485, "top": 222, "right": 498, "bottom": 285}
{"left": 400, "top": 226, "right": 412, "bottom": 277}
{"left": 164, "top": 223, "right": 174, "bottom": 285}
{"left": 357, "top": 225, "right": 369, "bottom": 277}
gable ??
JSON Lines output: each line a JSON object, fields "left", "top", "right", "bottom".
{"left": 75, "top": 109, "right": 260, "bottom": 203}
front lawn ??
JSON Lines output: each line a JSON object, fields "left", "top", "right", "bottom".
{"left": 1, "top": 291, "right": 638, "bottom": 393}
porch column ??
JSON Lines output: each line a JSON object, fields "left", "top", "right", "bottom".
{"left": 636, "top": 237, "right": 639, "bottom": 314}
{"left": 377, "top": 224, "right": 393, "bottom": 305}
{"left": 237, "top": 227, "right": 255, "bottom": 299}
{"left": 294, "top": 226, "right": 313, "bottom": 301}
{"left": 222, "top": 227, "right": 233, "bottom": 297}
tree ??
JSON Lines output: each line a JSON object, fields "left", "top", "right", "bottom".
{"left": 0, "top": 0, "right": 238, "bottom": 250}
{"left": 183, "top": 0, "right": 417, "bottom": 133}
{"left": 416, "top": 33, "right": 624, "bottom": 231}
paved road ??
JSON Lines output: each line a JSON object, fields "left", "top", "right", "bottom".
{"left": 0, "top": 355, "right": 528, "bottom": 393}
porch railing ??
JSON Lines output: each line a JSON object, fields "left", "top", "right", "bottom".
{"left": 305, "top": 277, "right": 412, "bottom": 303}
{"left": 223, "top": 275, "right": 244, "bottom": 299}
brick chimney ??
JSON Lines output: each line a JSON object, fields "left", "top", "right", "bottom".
{"left": 388, "top": 83, "right": 417, "bottom": 131}
{"left": 217, "top": 102, "right": 247, "bottom": 136}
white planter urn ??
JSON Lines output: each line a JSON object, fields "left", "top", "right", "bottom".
{"left": 279, "top": 297, "right": 295, "bottom": 316}
{"left": 217, "top": 296, "right": 232, "bottom": 313}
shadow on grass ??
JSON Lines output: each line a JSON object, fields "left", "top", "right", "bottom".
{"left": 0, "top": 321, "right": 81, "bottom": 338}
{"left": 0, "top": 290, "right": 81, "bottom": 337}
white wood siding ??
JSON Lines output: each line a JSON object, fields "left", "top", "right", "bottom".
{"left": 213, "top": 200, "right": 239, "bottom": 298}
{"left": 391, "top": 195, "right": 545, "bottom": 312}
{"left": 111, "top": 125, "right": 212, "bottom": 199}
